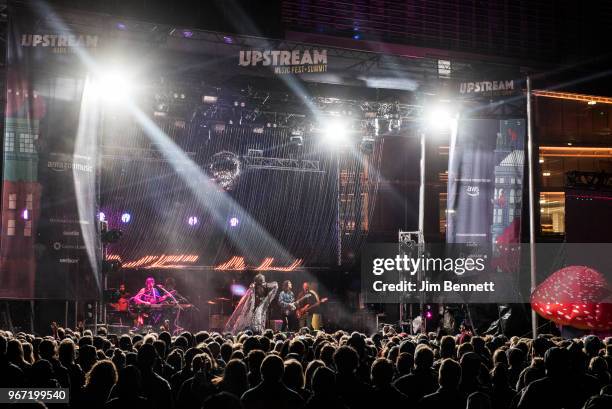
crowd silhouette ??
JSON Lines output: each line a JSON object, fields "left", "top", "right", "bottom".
{"left": 1, "top": 325, "right": 611, "bottom": 408}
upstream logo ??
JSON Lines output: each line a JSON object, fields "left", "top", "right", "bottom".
{"left": 459, "top": 80, "right": 515, "bottom": 95}
{"left": 20, "top": 34, "right": 98, "bottom": 54}
{"left": 239, "top": 49, "right": 328, "bottom": 74}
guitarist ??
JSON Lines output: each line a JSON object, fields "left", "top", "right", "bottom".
{"left": 278, "top": 280, "right": 298, "bottom": 331}
{"left": 132, "top": 277, "right": 175, "bottom": 327}
{"left": 296, "top": 282, "right": 320, "bottom": 330}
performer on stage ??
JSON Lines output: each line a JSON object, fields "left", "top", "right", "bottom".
{"left": 297, "top": 282, "right": 320, "bottom": 330}
{"left": 132, "top": 277, "right": 174, "bottom": 327}
{"left": 224, "top": 273, "right": 278, "bottom": 334}
{"left": 278, "top": 280, "right": 297, "bottom": 332}
{"left": 108, "top": 283, "right": 131, "bottom": 326}
{"left": 133, "top": 277, "right": 162, "bottom": 305}
{"left": 110, "top": 283, "right": 130, "bottom": 312}
{"left": 117, "top": 283, "right": 129, "bottom": 298}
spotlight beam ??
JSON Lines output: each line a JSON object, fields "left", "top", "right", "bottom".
{"left": 37, "top": 2, "right": 298, "bottom": 266}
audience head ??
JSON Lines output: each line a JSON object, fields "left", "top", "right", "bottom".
{"left": 116, "top": 365, "right": 141, "bottom": 397}
{"left": 396, "top": 352, "right": 414, "bottom": 376}
{"left": 85, "top": 359, "right": 118, "bottom": 395}
{"left": 439, "top": 358, "right": 462, "bottom": 389}
{"left": 333, "top": 345, "right": 359, "bottom": 374}
{"left": 283, "top": 358, "right": 305, "bottom": 390}
{"left": 414, "top": 345, "right": 434, "bottom": 370}
{"left": 137, "top": 343, "right": 158, "bottom": 371}
{"left": 312, "top": 366, "right": 336, "bottom": 395}
{"left": 260, "top": 354, "right": 284, "bottom": 383}
{"left": 466, "top": 391, "right": 492, "bottom": 409}
{"left": 371, "top": 357, "right": 394, "bottom": 387}
{"left": 544, "top": 347, "right": 570, "bottom": 378}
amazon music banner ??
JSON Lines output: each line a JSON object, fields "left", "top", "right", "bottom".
{"left": 0, "top": 4, "right": 103, "bottom": 299}
{"left": 446, "top": 118, "right": 525, "bottom": 275}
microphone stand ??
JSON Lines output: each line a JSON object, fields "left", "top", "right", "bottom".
{"left": 157, "top": 285, "right": 183, "bottom": 334}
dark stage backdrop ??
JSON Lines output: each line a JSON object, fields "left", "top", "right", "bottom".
{"left": 0, "top": 4, "right": 102, "bottom": 300}
{"left": 100, "top": 118, "right": 350, "bottom": 268}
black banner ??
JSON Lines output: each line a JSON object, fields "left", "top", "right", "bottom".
{"left": 1, "top": 4, "right": 102, "bottom": 299}
{"left": 447, "top": 119, "right": 525, "bottom": 257}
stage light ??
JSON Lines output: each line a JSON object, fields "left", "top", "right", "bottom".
{"left": 424, "top": 103, "right": 455, "bottom": 131}
{"left": 182, "top": 30, "right": 193, "bottom": 38}
{"left": 116, "top": 22, "right": 127, "bottom": 30}
{"left": 22, "top": 209, "right": 29, "bottom": 220}
{"left": 223, "top": 36, "right": 234, "bottom": 44}
{"left": 323, "top": 118, "right": 349, "bottom": 146}
{"left": 188, "top": 216, "right": 199, "bottom": 226}
{"left": 229, "top": 217, "right": 239, "bottom": 227}
{"left": 426, "top": 311, "right": 432, "bottom": 319}
{"left": 92, "top": 69, "right": 133, "bottom": 103}
{"left": 120, "top": 213, "right": 131, "bottom": 223}
{"left": 202, "top": 95, "right": 218, "bottom": 103}
{"left": 290, "top": 135, "right": 304, "bottom": 147}
{"left": 230, "top": 284, "right": 246, "bottom": 296}
{"left": 99, "top": 212, "right": 106, "bottom": 222}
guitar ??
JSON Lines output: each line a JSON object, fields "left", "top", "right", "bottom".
{"left": 280, "top": 293, "right": 312, "bottom": 315}
{"left": 296, "top": 297, "right": 328, "bottom": 319}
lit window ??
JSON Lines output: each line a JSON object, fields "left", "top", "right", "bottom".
{"left": 24, "top": 220, "right": 32, "bottom": 237}
{"left": 26, "top": 193, "right": 33, "bottom": 210}
{"left": 4, "top": 132, "right": 15, "bottom": 152}
{"left": 540, "top": 192, "right": 565, "bottom": 234}
{"left": 499, "top": 177, "right": 505, "bottom": 184}
{"left": 509, "top": 189, "right": 515, "bottom": 203}
{"left": 8, "top": 193, "right": 17, "bottom": 210}
{"left": 19, "top": 133, "right": 35, "bottom": 153}
{"left": 437, "top": 59, "right": 451, "bottom": 78}
{"left": 7, "top": 219, "right": 16, "bottom": 236}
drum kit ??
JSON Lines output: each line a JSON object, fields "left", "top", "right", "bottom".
{"left": 207, "top": 296, "right": 231, "bottom": 332}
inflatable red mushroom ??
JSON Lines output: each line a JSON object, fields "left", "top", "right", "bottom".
{"left": 531, "top": 265, "right": 612, "bottom": 330}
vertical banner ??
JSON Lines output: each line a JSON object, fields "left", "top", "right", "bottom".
{"left": 1, "top": 4, "right": 102, "bottom": 299}
{"left": 447, "top": 119, "right": 525, "bottom": 251}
